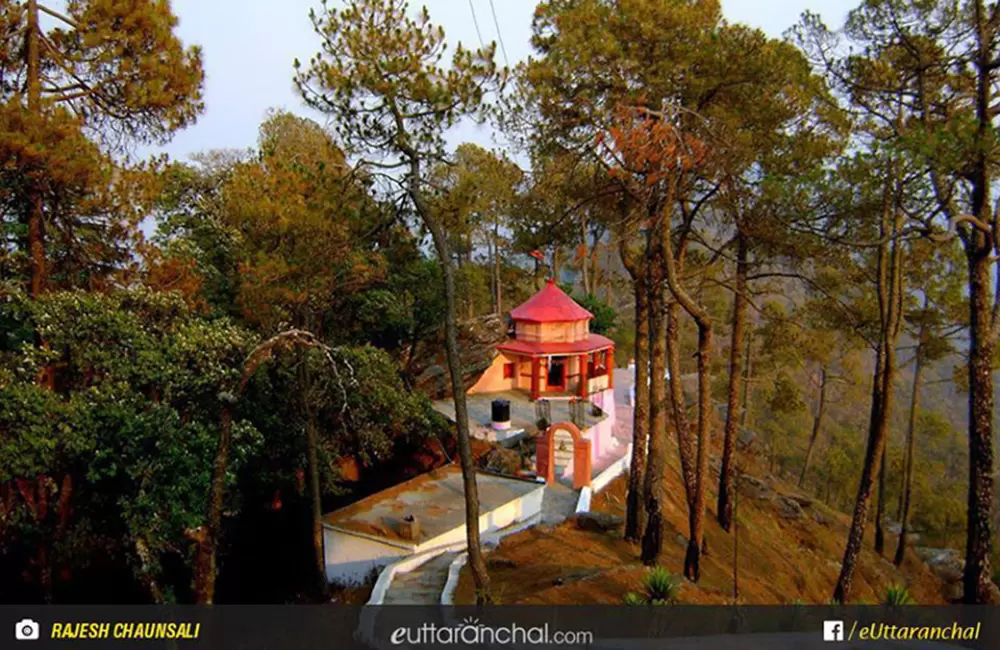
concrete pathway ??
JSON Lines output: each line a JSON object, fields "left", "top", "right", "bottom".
{"left": 542, "top": 480, "right": 580, "bottom": 523}
{"left": 381, "top": 550, "right": 459, "bottom": 605}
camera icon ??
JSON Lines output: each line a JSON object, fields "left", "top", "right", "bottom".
{"left": 14, "top": 619, "right": 40, "bottom": 641}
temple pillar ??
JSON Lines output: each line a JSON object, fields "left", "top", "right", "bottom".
{"left": 531, "top": 357, "right": 540, "bottom": 401}
{"left": 607, "top": 348, "right": 614, "bottom": 389}
{"left": 579, "top": 353, "right": 589, "bottom": 398}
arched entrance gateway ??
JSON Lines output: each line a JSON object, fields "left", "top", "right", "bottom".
{"left": 535, "top": 421, "right": 592, "bottom": 490}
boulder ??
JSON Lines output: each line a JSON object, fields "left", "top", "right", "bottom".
{"left": 487, "top": 557, "right": 517, "bottom": 570}
{"left": 915, "top": 547, "right": 964, "bottom": 584}
{"left": 784, "top": 494, "right": 813, "bottom": 509}
{"left": 812, "top": 509, "right": 833, "bottom": 527}
{"left": 737, "top": 474, "right": 773, "bottom": 500}
{"left": 572, "top": 511, "right": 625, "bottom": 533}
{"left": 774, "top": 495, "right": 805, "bottom": 520}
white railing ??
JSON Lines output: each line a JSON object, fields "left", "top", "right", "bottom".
{"left": 587, "top": 374, "right": 610, "bottom": 394}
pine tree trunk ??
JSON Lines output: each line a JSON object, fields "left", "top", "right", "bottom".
{"left": 305, "top": 416, "right": 328, "bottom": 597}
{"left": 833, "top": 344, "right": 888, "bottom": 602}
{"left": 299, "top": 345, "right": 329, "bottom": 600}
{"left": 623, "top": 252, "right": 649, "bottom": 542}
{"left": 668, "top": 302, "right": 695, "bottom": 501}
{"left": 684, "top": 322, "right": 712, "bottom": 582}
{"left": 963, "top": 242, "right": 996, "bottom": 603}
{"left": 832, "top": 152, "right": 907, "bottom": 601}
{"left": 412, "top": 169, "right": 491, "bottom": 603}
{"left": 961, "top": 2, "right": 996, "bottom": 603}
{"left": 740, "top": 333, "right": 753, "bottom": 429}
{"left": 196, "top": 403, "right": 233, "bottom": 603}
{"left": 894, "top": 346, "right": 922, "bottom": 566}
{"left": 875, "top": 445, "right": 888, "bottom": 555}
{"left": 25, "top": 0, "right": 45, "bottom": 299}
{"left": 493, "top": 221, "right": 502, "bottom": 315}
{"left": 799, "top": 366, "right": 828, "bottom": 488}
{"left": 833, "top": 195, "right": 902, "bottom": 601}
{"left": 658, "top": 197, "right": 712, "bottom": 582}
{"left": 641, "top": 231, "right": 669, "bottom": 565}
{"left": 718, "top": 234, "right": 747, "bottom": 531}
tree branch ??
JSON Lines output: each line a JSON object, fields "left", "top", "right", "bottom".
{"left": 38, "top": 4, "right": 79, "bottom": 29}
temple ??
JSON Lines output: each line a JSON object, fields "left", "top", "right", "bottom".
{"left": 470, "top": 280, "right": 615, "bottom": 400}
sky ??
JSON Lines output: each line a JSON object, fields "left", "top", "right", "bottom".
{"left": 149, "top": 0, "right": 857, "bottom": 162}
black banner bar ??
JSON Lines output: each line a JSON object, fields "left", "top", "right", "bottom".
{"left": 0, "top": 606, "right": 996, "bottom": 650}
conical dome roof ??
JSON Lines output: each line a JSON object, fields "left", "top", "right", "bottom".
{"left": 510, "top": 280, "right": 593, "bottom": 323}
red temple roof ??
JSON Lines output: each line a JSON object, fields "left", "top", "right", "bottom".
{"left": 496, "top": 333, "right": 615, "bottom": 357}
{"left": 510, "top": 280, "right": 593, "bottom": 323}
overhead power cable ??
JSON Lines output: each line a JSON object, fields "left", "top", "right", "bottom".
{"left": 468, "top": 0, "right": 486, "bottom": 50}
{"left": 487, "top": 0, "right": 510, "bottom": 67}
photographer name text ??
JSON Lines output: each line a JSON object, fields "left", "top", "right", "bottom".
{"left": 50, "top": 622, "right": 200, "bottom": 640}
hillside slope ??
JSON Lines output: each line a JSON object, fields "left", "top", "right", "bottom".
{"left": 455, "top": 433, "right": 948, "bottom": 605}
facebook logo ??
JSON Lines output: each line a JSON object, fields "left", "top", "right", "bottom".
{"left": 824, "top": 620, "right": 845, "bottom": 642}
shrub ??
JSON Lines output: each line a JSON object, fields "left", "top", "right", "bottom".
{"left": 884, "top": 584, "right": 916, "bottom": 606}
{"left": 481, "top": 447, "right": 522, "bottom": 475}
{"left": 622, "top": 592, "right": 646, "bottom": 605}
{"left": 624, "top": 567, "right": 681, "bottom": 605}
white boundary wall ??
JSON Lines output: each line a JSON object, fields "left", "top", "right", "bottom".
{"left": 366, "top": 512, "right": 542, "bottom": 606}
{"left": 575, "top": 442, "right": 633, "bottom": 514}
{"left": 326, "top": 481, "right": 545, "bottom": 586}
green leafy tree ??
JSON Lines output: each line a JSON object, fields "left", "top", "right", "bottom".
{"left": 573, "top": 291, "right": 616, "bottom": 336}
{"left": 0, "top": 287, "right": 257, "bottom": 602}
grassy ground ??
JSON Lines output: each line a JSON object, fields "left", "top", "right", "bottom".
{"left": 455, "top": 439, "right": 946, "bottom": 605}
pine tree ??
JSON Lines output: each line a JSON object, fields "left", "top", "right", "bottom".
{"left": 295, "top": 0, "right": 502, "bottom": 603}
{"left": 1, "top": 0, "right": 204, "bottom": 296}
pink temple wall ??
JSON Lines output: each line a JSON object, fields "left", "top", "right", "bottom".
{"left": 556, "top": 388, "right": 617, "bottom": 479}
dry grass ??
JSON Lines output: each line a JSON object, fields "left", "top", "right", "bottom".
{"left": 455, "top": 442, "right": 947, "bottom": 605}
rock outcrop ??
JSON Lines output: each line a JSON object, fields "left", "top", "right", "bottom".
{"left": 915, "top": 547, "right": 965, "bottom": 601}
{"left": 410, "top": 313, "right": 508, "bottom": 399}
{"left": 775, "top": 495, "right": 806, "bottom": 520}
{"left": 572, "top": 511, "right": 625, "bottom": 533}
{"left": 737, "top": 474, "right": 774, "bottom": 500}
